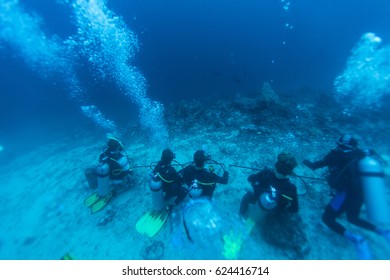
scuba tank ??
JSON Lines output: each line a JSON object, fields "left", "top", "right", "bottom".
{"left": 149, "top": 174, "right": 165, "bottom": 210}
{"left": 188, "top": 179, "right": 203, "bottom": 198}
{"left": 359, "top": 149, "right": 389, "bottom": 224}
{"left": 258, "top": 186, "right": 277, "bottom": 211}
{"left": 96, "top": 163, "right": 110, "bottom": 197}
{"left": 84, "top": 168, "right": 98, "bottom": 189}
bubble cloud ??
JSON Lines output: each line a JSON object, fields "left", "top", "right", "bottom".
{"left": 334, "top": 32, "right": 390, "bottom": 111}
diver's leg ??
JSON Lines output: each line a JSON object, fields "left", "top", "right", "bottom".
{"left": 322, "top": 204, "right": 345, "bottom": 235}
{"left": 326, "top": 192, "right": 372, "bottom": 259}
{"left": 239, "top": 191, "right": 257, "bottom": 217}
{"left": 346, "top": 197, "right": 376, "bottom": 231}
{"left": 321, "top": 191, "right": 347, "bottom": 235}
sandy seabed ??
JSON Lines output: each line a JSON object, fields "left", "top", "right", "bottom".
{"left": 1, "top": 95, "right": 390, "bottom": 260}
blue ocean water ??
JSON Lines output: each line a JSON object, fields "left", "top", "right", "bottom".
{"left": 1, "top": 0, "right": 390, "bottom": 144}
{"left": 1, "top": 0, "right": 390, "bottom": 260}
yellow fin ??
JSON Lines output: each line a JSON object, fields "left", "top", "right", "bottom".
{"left": 84, "top": 192, "right": 99, "bottom": 207}
{"left": 61, "top": 253, "right": 75, "bottom": 260}
{"left": 245, "top": 218, "right": 256, "bottom": 234}
{"left": 90, "top": 193, "right": 112, "bottom": 213}
{"left": 222, "top": 230, "right": 243, "bottom": 260}
{"left": 136, "top": 209, "right": 170, "bottom": 237}
{"left": 136, "top": 210, "right": 154, "bottom": 234}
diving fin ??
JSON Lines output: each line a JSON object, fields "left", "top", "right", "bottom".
{"left": 222, "top": 229, "right": 243, "bottom": 260}
{"left": 222, "top": 218, "right": 255, "bottom": 260}
{"left": 355, "top": 239, "right": 372, "bottom": 260}
{"left": 136, "top": 208, "right": 170, "bottom": 237}
{"left": 135, "top": 211, "right": 152, "bottom": 234}
{"left": 245, "top": 218, "right": 256, "bottom": 234}
{"left": 344, "top": 231, "right": 373, "bottom": 260}
{"left": 61, "top": 253, "right": 75, "bottom": 260}
{"left": 90, "top": 193, "right": 112, "bottom": 213}
{"left": 84, "top": 192, "right": 99, "bottom": 207}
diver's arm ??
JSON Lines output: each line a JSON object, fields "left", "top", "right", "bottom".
{"left": 213, "top": 170, "right": 229, "bottom": 184}
{"left": 303, "top": 152, "right": 333, "bottom": 170}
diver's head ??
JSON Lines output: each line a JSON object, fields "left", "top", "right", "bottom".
{"left": 274, "top": 152, "right": 297, "bottom": 176}
{"left": 337, "top": 134, "right": 358, "bottom": 153}
{"left": 107, "top": 137, "right": 123, "bottom": 152}
{"left": 161, "top": 148, "right": 175, "bottom": 164}
{"left": 193, "top": 150, "right": 210, "bottom": 168}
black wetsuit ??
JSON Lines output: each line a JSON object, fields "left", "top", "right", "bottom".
{"left": 308, "top": 148, "right": 376, "bottom": 235}
{"left": 99, "top": 149, "right": 129, "bottom": 180}
{"left": 239, "top": 168, "right": 298, "bottom": 216}
{"left": 85, "top": 148, "right": 130, "bottom": 188}
{"left": 153, "top": 161, "right": 187, "bottom": 204}
{"left": 179, "top": 163, "right": 229, "bottom": 199}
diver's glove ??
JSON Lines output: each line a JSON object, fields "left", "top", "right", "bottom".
{"left": 303, "top": 160, "right": 315, "bottom": 170}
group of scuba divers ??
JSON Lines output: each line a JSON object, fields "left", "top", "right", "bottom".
{"left": 84, "top": 134, "right": 390, "bottom": 259}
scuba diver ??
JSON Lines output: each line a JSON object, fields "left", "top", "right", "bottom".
{"left": 84, "top": 136, "right": 133, "bottom": 213}
{"left": 239, "top": 152, "right": 309, "bottom": 259}
{"left": 149, "top": 148, "right": 187, "bottom": 210}
{"left": 136, "top": 149, "right": 188, "bottom": 238}
{"left": 179, "top": 150, "right": 229, "bottom": 200}
{"left": 303, "top": 134, "right": 390, "bottom": 259}
{"left": 239, "top": 152, "right": 299, "bottom": 216}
